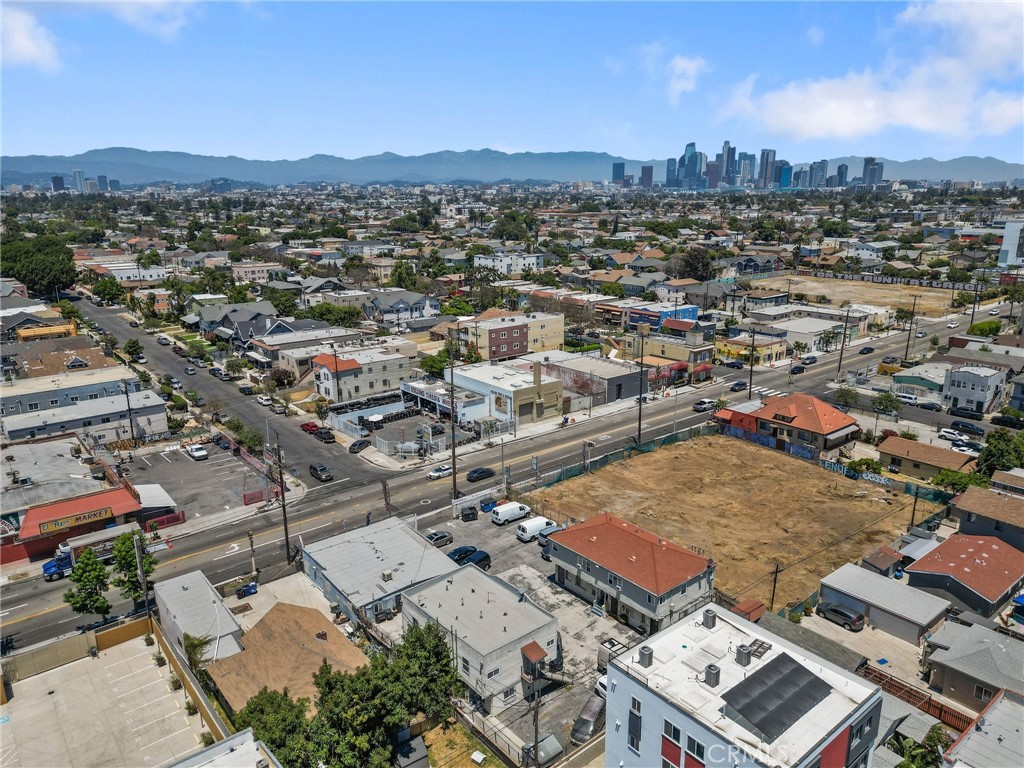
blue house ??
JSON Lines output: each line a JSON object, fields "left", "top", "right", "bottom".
{"left": 625, "top": 302, "right": 699, "bottom": 330}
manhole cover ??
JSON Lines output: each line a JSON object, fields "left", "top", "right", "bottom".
{"left": 419, "top": 498, "right": 432, "bottom": 505}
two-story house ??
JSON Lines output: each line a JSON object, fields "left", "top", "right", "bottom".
{"left": 547, "top": 513, "right": 715, "bottom": 635}
{"left": 942, "top": 365, "right": 1006, "bottom": 415}
{"left": 362, "top": 288, "right": 441, "bottom": 324}
{"left": 717, "top": 392, "right": 860, "bottom": 455}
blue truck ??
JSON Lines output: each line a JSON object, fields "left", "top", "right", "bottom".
{"left": 42, "top": 522, "right": 142, "bottom": 581}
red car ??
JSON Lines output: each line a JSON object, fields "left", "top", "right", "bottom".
{"left": 300, "top": 422, "right": 320, "bottom": 434}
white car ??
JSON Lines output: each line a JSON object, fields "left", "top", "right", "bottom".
{"left": 595, "top": 675, "right": 608, "bottom": 699}
{"left": 256, "top": 395, "right": 273, "bottom": 406}
{"left": 947, "top": 321, "right": 960, "bottom": 328}
{"left": 915, "top": 330, "right": 928, "bottom": 338}
{"left": 952, "top": 445, "right": 979, "bottom": 456}
{"left": 185, "top": 445, "right": 208, "bottom": 461}
{"left": 427, "top": 464, "right": 454, "bottom": 480}
{"left": 989, "top": 308, "right": 1001, "bottom": 315}
{"left": 938, "top": 428, "right": 967, "bottom": 442}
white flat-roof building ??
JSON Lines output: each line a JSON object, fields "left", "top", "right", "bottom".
{"left": 155, "top": 571, "right": 243, "bottom": 662}
{"left": 451, "top": 361, "right": 563, "bottom": 424}
{"left": 606, "top": 604, "right": 883, "bottom": 768}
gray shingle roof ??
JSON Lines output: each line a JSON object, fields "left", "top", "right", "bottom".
{"left": 820, "top": 563, "right": 949, "bottom": 625}
{"left": 927, "top": 623, "right": 1024, "bottom": 693}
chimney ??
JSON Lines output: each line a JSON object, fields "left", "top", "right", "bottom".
{"left": 533, "top": 361, "right": 541, "bottom": 388}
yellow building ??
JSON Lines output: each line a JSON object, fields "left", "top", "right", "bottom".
{"left": 715, "top": 333, "right": 788, "bottom": 365}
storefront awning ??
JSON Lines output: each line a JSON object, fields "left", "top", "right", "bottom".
{"left": 693, "top": 363, "right": 714, "bottom": 374}
{"left": 19, "top": 487, "right": 141, "bottom": 540}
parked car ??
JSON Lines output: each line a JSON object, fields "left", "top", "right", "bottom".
{"left": 952, "top": 445, "right": 979, "bottom": 456}
{"left": 314, "top": 428, "right": 336, "bottom": 443}
{"left": 953, "top": 439, "right": 985, "bottom": 453}
{"left": 269, "top": 403, "right": 287, "bottom": 415}
{"left": 467, "top": 467, "right": 496, "bottom": 483}
{"left": 729, "top": 381, "right": 747, "bottom": 392}
{"left": 790, "top": 365, "right": 806, "bottom": 375}
{"left": 129, "top": 320, "right": 139, "bottom": 328}
{"left": 949, "top": 407, "right": 984, "bottom": 422}
{"left": 537, "top": 522, "right": 564, "bottom": 547}
{"left": 133, "top": 355, "right": 147, "bottom": 364}
{"left": 541, "top": 542, "right": 553, "bottom": 561}
{"left": 594, "top": 675, "right": 608, "bottom": 698}
{"left": 184, "top": 366, "right": 196, "bottom": 375}
{"left": 947, "top": 321, "right": 960, "bottom": 328}
{"left": 815, "top": 602, "right": 865, "bottom": 632}
{"left": 417, "top": 424, "right": 446, "bottom": 438}
{"left": 348, "top": 438, "right": 371, "bottom": 454}
{"left": 448, "top": 545, "right": 478, "bottom": 564}
{"left": 185, "top": 445, "right": 208, "bottom": 461}
{"left": 238, "top": 385, "right": 254, "bottom": 396}
{"left": 916, "top": 401, "right": 943, "bottom": 411}
{"left": 938, "top": 428, "right": 968, "bottom": 441}
{"left": 693, "top": 398, "right": 717, "bottom": 412}
{"left": 309, "top": 463, "right": 333, "bottom": 482}
{"left": 173, "top": 346, "right": 187, "bottom": 356}
{"left": 517, "top": 517, "right": 556, "bottom": 543}
{"left": 570, "top": 694, "right": 607, "bottom": 746}
{"left": 217, "top": 438, "right": 231, "bottom": 450}
{"left": 301, "top": 421, "right": 320, "bottom": 433}
{"left": 157, "top": 336, "right": 171, "bottom": 346}
{"left": 991, "top": 414, "right": 1024, "bottom": 430}
{"left": 950, "top": 419, "right": 985, "bottom": 436}
{"left": 256, "top": 395, "right": 273, "bottom": 406}
{"left": 460, "top": 550, "right": 491, "bottom": 570}
{"left": 427, "top": 464, "right": 454, "bottom": 480}
{"left": 723, "top": 360, "right": 745, "bottom": 369}
{"left": 858, "top": 346, "right": 874, "bottom": 355}
{"left": 425, "top": 530, "right": 454, "bottom": 547}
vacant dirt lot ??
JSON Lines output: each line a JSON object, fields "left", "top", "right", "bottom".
{"left": 758, "top": 276, "right": 963, "bottom": 316}
{"left": 525, "top": 436, "right": 940, "bottom": 610}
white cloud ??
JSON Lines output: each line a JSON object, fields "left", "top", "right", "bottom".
{"left": 93, "top": 1, "right": 196, "bottom": 42}
{"left": 666, "top": 55, "right": 708, "bottom": 106}
{"left": 719, "top": 0, "right": 1023, "bottom": 142}
{"left": 2, "top": 6, "right": 60, "bottom": 72}
{"left": 806, "top": 25, "right": 824, "bottom": 46}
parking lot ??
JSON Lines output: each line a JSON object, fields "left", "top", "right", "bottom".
{"left": 418, "top": 507, "right": 637, "bottom": 750}
{"left": 371, "top": 416, "right": 477, "bottom": 457}
{"left": 127, "top": 446, "right": 269, "bottom": 514}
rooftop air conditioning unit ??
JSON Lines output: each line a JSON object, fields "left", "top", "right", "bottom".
{"left": 381, "top": 569, "right": 393, "bottom": 582}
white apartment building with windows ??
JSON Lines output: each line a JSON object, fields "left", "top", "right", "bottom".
{"left": 942, "top": 365, "right": 1006, "bottom": 415}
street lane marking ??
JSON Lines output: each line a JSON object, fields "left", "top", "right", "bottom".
{"left": 0, "top": 603, "right": 28, "bottom": 616}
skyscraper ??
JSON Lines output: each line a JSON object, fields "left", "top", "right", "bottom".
{"left": 97, "top": 175, "right": 109, "bottom": 192}
{"left": 837, "top": 164, "right": 849, "bottom": 187}
{"left": 108, "top": 179, "right": 121, "bottom": 191}
{"left": 861, "top": 157, "right": 876, "bottom": 184}
{"left": 758, "top": 149, "right": 776, "bottom": 188}
{"left": 868, "top": 162, "right": 885, "bottom": 186}
{"left": 639, "top": 165, "right": 654, "bottom": 189}
{"left": 810, "top": 160, "right": 829, "bottom": 188}
{"left": 665, "top": 158, "right": 677, "bottom": 187}
{"left": 50, "top": 176, "right": 66, "bottom": 192}
{"left": 73, "top": 169, "right": 85, "bottom": 193}
{"left": 612, "top": 162, "right": 625, "bottom": 184}
{"left": 738, "top": 152, "right": 756, "bottom": 184}
{"left": 774, "top": 161, "right": 792, "bottom": 188}
{"left": 706, "top": 161, "right": 722, "bottom": 189}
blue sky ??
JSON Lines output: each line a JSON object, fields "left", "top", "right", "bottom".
{"left": 3, "top": 1, "right": 1022, "bottom": 163}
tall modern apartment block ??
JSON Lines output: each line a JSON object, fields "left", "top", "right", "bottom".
{"left": 73, "top": 169, "right": 86, "bottom": 193}
{"left": 612, "top": 162, "right": 626, "bottom": 183}
{"left": 639, "top": 165, "right": 654, "bottom": 189}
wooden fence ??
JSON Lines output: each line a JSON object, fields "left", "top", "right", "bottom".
{"left": 857, "top": 663, "right": 974, "bottom": 732}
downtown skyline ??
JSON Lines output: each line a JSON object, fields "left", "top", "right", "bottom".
{"left": 2, "top": 1, "right": 1022, "bottom": 164}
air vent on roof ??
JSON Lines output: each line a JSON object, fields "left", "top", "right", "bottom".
{"left": 381, "top": 569, "right": 393, "bottom": 582}
{"left": 737, "top": 644, "right": 752, "bottom": 667}
{"left": 705, "top": 663, "right": 721, "bottom": 688}
{"left": 703, "top": 608, "right": 717, "bottom": 629}
{"left": 638, "top": 645, "right": 653, "bottom": 668}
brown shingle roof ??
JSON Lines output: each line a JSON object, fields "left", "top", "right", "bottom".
{"left": 207, "top": 603, "right": 368, "bottom": 715}
{"left": 548, "top": 513, "right": 712, "bottom": 595}
{"left": 905, "top": 534, "right": 1024, "bottom": 602}
{"left": 877, "top": 436, "right": 975, "bottom": 473}
{"left": 954, "top": 486, "right": 1024, "bottom": 527}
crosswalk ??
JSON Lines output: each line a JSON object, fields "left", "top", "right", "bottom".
{"left": 747, "top": 384, "right": 786, "bottom": 398}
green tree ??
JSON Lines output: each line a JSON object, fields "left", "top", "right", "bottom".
{"left": 976, "top": 428, "right": 1024, "bottom": 476}
{"left": 261, "top": 285, "right": 298, "bottom": 314}
{"left": 441, "top": 297, "right": 476, "bottom": 316}
{"left": 819, "top": 329, "right": 840, "bottom": 351}
{"left": 894, "top": 307, "right": 916, "bottom": 327}
{"left": 872, "top": 392, "right": 903, "bottom": 417}
{"left": 63, "top": 548, "right": 112, "bottom": 622}
{"left": 389, "top": 258, "right": 417, "bottom": 290}
{"left": 0, "top": 235, "right": 76, "bottom": 296}
{"left": 952, "top": 290, "right": 974, "bottom": 308}
{"left": 676, "top": 249, "right": 717, "bottom": 281}
{"left": 184, "top": 633, "right": 214, "bottom": 691}
{"left": 93, "top": 276, "right": 126, "bottom": 304}
{"left": 420, "top": 347, "right": 450, "bottom": 378}
{"left": 791, "top": 341, "right": 809, "bottom": 358}
{"left": 966, "top": 320, "right": 1001, "bottom": 336}
{"left": 123, "top": 338, "right": 144, "bottom": 359}
{"left": 186, "top": 339, "right": 208, "bottom": 359}
{"left": 99, "top": 333, "right": 119, "bottom": 350}
{"left": 600, "top": 282, "right": 626, "bottom": 298}
{"left": 110, "top": 531, "right": 156, "bottom": 604}
{"left": 639, "top": 290, "right": 659, "bottom": 301}
{"left": 932, "top": 469, "right": 990, "bottom": 493}
{"left": 235, "top": 688, "right": 311, "bottom": 767}
{"left": 295, "top": 303, "right": 363, "bottom": 327}
{"left": 834, "top": 385, "right": 860, "bottom": 410}
{"left": 226, "top": 358, "right": 246, "bottom": 377}
{"left": 56, "top": 299, "right": 83, "bottom": 323}
{"left": 394, "top": 622, "right": 462, "bottom": 721}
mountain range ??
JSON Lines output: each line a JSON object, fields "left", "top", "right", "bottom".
{"left": 2, "top": 147, "right": 1021, "bottom": 186}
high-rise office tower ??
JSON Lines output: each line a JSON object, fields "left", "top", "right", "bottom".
{"left": 861, "top": 157, "right": 875, "bottom": 183}
{"left": 837, "top": 164, "right": 849, "bottom": 187}
{"left": 109, "top": 179, "right": 121, "bottom": 191}
{"left": 683, "top": 142, "right": 696, "bottom": 167}
{"left": 695, "top": 152, "right": 707, "bottom": 183}
{"left": 868, "top": 162, "right": 885, "bottom": 186}
{"left": 720, "top": 141, "right": 732, "bottom": 174}
{"left": 665, "top": 158, "right": 677, "bottom": 187}
{"left": 73, "top": 169, "right": 85, "bottom": 193}
{"left": 639, "top": 165, "right": 654, "bottom": 189}
{"left": 738, "top": 152, "right": 756, "bottom": 184}
{"left": 758, "top": 149, "right": 776, "bottom": 187}
{"left": 612, "top": 162, "right": 625, "bottom": 184}
{"left": 706, "top": 161, "right": 722, "bottom": 189}
{"left": 84, "top": 179, "right": 99, "bottom": 193}
{"left": 774, "top": 161, "right": 792, "bottom": 188}
{"left": 97, "top": 175, "right": 109, "bottom": 192}
{"left": 50, "top": 176, "right": 66, "bottom": 192}
{"left": 810, "top": 160, "right": 829, "bottom": 188}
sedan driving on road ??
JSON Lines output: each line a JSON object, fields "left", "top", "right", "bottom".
{"left": 858, "top": 346, "right": 874, "bottom": 355}
{"left": 309, "top": 463, "right": 334, "bottom": 482}
{"left": 947, "top": 321, "right": 960, "bottom": 328}
{"left": 348, "top": 439, "right": 371, "bottom": 454}
{"left": 790, "top": 365, "right": 806, "bottom": 375}
{"left": 427, "top": 464, "right": 454, "bottom": 480}
{"left": 723, "top": 360, "right": 744, "bottom": 369}
{"left": 425, "top": 531, "right": 454, "bottom": 547}
{"left": 989, "top": 308, "right": 1001, "bottom": 315}
{"left": 467, "top": 467, "right": 496, "bottom": 482}
{"left": 729, "top": 381, "right": 747, "bottom": 392}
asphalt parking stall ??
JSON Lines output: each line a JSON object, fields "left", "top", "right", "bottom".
{"left": 128, "top": 446, "right": 270, "bottom": 515}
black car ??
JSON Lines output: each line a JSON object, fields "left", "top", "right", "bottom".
{"left": 950, "top": 419, "right": 985, "bottom": 436}
{"left": 129, "top": 320, "right": 139, "bottom": 328}
{"left": 729, "top": 381, "right": 747, "bottom": 392}
{"left": 991, "top": 414, "right": 1024, "bottom": 430}
{"left": 915, "top": 401, "right": 943, "bottom": 411}
{"left": 790, "top": 365, "right": 806, "bottom": 375}
{"left": 858, "top": 346, "right": 874, "bottom": 355}
{"left": 723, "top": 360, "right": 745, "bottom": 369}
{"left": 348, "top": 439, "right": 371, "bottom": 454}
{"left": 461, "top": 550, "right": 492, "bottom": 570}
{"left": 448, "top": 545, "right": 478, "bottom": 564}
{"left": 314, "top": 428, "right": 336, "bottom": 443}
{"left": 466, "top": 467, "right": 496, "bottom": 483}
{"left": 949, "top": 407, "right": 983, "bottom": 421}
{"left": 953, "top": 439, "right": 985, "bottom": 453}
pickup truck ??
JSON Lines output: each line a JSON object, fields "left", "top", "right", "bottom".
{"left": 42, "top": 522, "right": 142, "bottom": 581}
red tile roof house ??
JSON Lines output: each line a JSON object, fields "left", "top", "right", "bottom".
{"left": 547, "top": 513, "right": 716, "bottom": 635}
{"left": 905, "top": 534, "right": 1024, "bottom": 617}
{"left": 716, "top": 392, "right": 860, "bottom": 457}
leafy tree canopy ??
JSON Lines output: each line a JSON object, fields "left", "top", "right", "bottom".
{"left": 63, "top": 547, "right": 112, "bottom": 621}
{"left": 0, "top": 235, "right": 76, "bottom": 297}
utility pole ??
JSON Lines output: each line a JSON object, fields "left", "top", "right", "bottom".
{"left": 834, "top": 307, "right": 852, "bottom": 383}
{"left": 636, "top": 323, "right": 648, "bottom": 445}
{"left": 447, "top": 331, "right": 459, "bottom": 500}
{"left": 903, "top": 295, "right": 918, "bottom": 361}
{"left": 970, "top": 281, "right": 980, "bottom": 326}
{"left": 380, "top": 479, "right": 393, "bottom": 518}
{"left": 532, "top": 679, "right": 541, "bottom": 768}
{"left": 768, "top": 562, "right": 781, "bottom": 612}
{"left": 121, "top": 379, "right": 136, "bottom": 442}
{"left": 133, "top": 534, "right": 151, "bottom": 624}
{"left": 747, "top": 329, "right": 755, "bottom": 399}
{"left": 272, "top": 429, "right": 292, "bottom": 564}
{"left": 247, "top": 529, "right": 257, "bottom": 579}
{"left": 908, "top": 485, "right": 920, "bottom": 532}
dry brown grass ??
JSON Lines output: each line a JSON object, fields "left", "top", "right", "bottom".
{"left": 422, "top": 721, "right": 500, "bottom": 768}
{"left": 758, "top": 275, "right": 963, "bottom": 317}
{"left": 525, "top": 436, "right": 941, "bottom": 610}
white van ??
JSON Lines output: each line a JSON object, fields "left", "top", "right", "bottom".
{"left": 491, "top": 501, "right": 531, "bottom": 526}
{"left": 895, "top": 392, "right": 918, "bottom": 406}
{"left": 517, "top": 517, "right": 555, "bottom": 543}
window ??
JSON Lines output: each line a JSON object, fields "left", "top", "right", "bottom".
{"left": 513, "top": 329, "right": 520, "bottom": 336}
{"left": 82, "top": 420, "right": 93, "bottom": 427}
{"left": 89, "top": 393, "right": 99, "bottom": 400}
{"left": 995, "top": 520, "right": 1004, "bottom": 531}
{"left": 975, "top": 685, "right": 993, "bottom": 703}
{"left": 28, "top": 403, "right": 39, "bottom": 411}
{"left": 967, "top": 512, "right": 977, "bottom": 522}
{"left": 503, "top": 687, "right": 515, "bottom": 701}
{"left": 500, "top": 331, "right": 507, "bottom": 339}
{"left": 628, "top": 708, "right": 642, "bottom": 753}
{"left": 797, "top": 430, "right": 811, "bottom": 441}
{"left": 49, "top": 399, "right": 59, "bottom": 407}
{"left": 500, "top": 345, "right": 507, "bottom": 352}
{"left": 630, "top": 697, "right": 641, "bottom": 715}
{"left": 487, "top": 667, "right": 500, "bottom": 679}
{"left": 461, "top": 657, "right": 469, "bottom": 674}
{"left": 383, "top": 379, "right": 390, "bottom": 387}
{"left": 659, "top": 595, "right": 667, "bottom": 605}
{"left": 663, "top": 720, "right": 680, "bottom": 744}
{"left": 546, "top": 638, "right": 555, "bottom": 647}
{"left": 101, "top": 417, "right": 111, "bottom": 424}
{"left": 608, "top": 573, "right": 622, "bottom": 589}
{"left": 686, "top": 736, "right": 705, "bottom": 761}
{"left": 890, "top": 457, "right": 903, "bottom": 467}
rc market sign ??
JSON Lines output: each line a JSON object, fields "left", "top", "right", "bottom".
{"left": 38, "top": 507, "right": 114, "bottom": 535}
